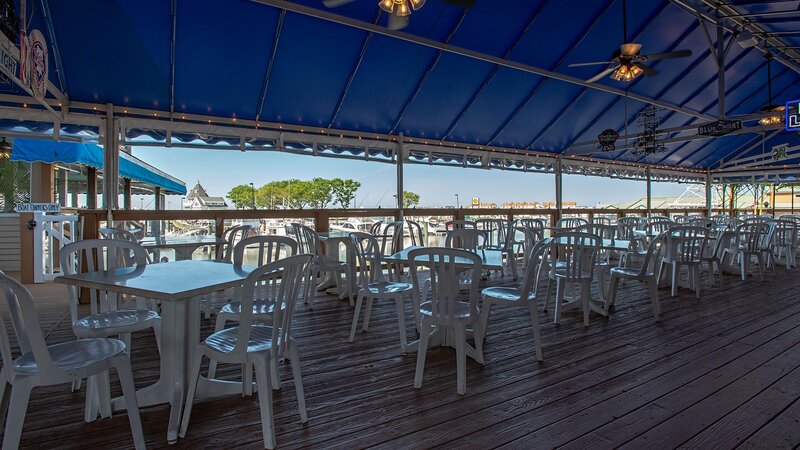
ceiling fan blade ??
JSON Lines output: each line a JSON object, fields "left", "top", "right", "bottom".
{"left": 643, "top": 49, "right": 693, "bottom": 61}
{"left": 587, "top": 66, "right": 617, "bottom": 83}
{"left": 322, "top": 0, "right": 356, "bottom": 7}
{"left": 568, "top": 61, "right": 616, "bottom": 67}
{"left": 632, "top": 62, "right": 659, "bottom": 77}
{"left": 387, "top": 14, "right": 410, "bottom": 31}
{"left": 619, "top": 43, "right": 642, "bottom": 56}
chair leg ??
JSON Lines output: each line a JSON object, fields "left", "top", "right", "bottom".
{"left": 554, "top": 280, "right": 565, "bottom": 325}
{"left": 595, "top": 268, "right": 607, "bottom": 302}
{"left": 362, "top": 297, "right": 375, "bottom": 331}
{"left": 741, "top": 253, "right": 748, "bottom": 281}
{"left": 96, "top": 370, "right": 112, "bottom": 419}
{"left": 414, "top": 318, "right": 432, "bottom": 389}
{"left": 671, "top": 262, "right": 679, "bottom": 297}
{"left": 454, "top": 323, "right": 467, "bottom": 395}
{"left": 349, "top": 292, "right": 365, "bottom": 343}
{"left": 528, "top": 301, "right": 543, "bottom": 362}
{"left": 647, "top": 278, "right": 660, "bottom": 321}
{"left": 179, "top": 352, "right": 204, "bottom": 439}
{"left": 114, "top": 358, "right": 146, "bottom": 450}
{"left": 243, "top": 363, "right": 255, "bottom": 396}
{"left": 756, "top": 253, "right": 765, "bottom": 281}
{"left": 287, "top": 341, "right": 308, "bottom": 423}
{"left": 581, "top": 281, "right": 590, "bottom": 327}
{"left": 394, "top": 295, "right": 408, "bottom": 353}
{"left": 477, "top": 300, "right": 493, "bottom": 346}
{"left": 207, "top": 314, "right": 228, "bottom": 379}
{"left": 153, "top": 319, "right": 162, "bottom": 354}
{"left": 253, "top": 356, "right": 277, "bottom": 450}
{"left": 694, "top": 266, "right": 701, "bottom": 299}
{"left": 2, "top": 382, "right": 32, "bottom": 450}
{"left": 543, "top": 279, "right": 553, "bottom": 313}
{"left": 605, "top": 274, "right": 620, "bottom": 314}
{"left": 269, "top": 354, "right": 280, "bottom": 391}
{"left": 84, "top": 375, "right": 100, "bottom": 422}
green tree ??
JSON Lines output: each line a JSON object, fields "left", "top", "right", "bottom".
{"left": 306, "top": 178, "right": 334, "bottom": 209}
{"left": 0, "top": 158, "right": 30, "bottom": 212}
{"left": 403, "top": 190, "right": 420, "bottom": 208}
{"left": 330, "top": 178, "right": 361, "bottom": 208}
{"left": 227, "top": 184, "right": 255, "bottom": 209}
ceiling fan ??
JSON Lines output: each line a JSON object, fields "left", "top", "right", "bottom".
{"left": 322, "top": 0, "right": 475, "bottom": 31}
{"left": 568, "top": 0, "right": 692, "bottom": 83}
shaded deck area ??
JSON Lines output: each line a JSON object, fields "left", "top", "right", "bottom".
{"left": 5, "top": 267, "right": 800, "bottom": 449}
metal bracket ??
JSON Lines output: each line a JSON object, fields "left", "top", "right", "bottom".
{"left": 26, "top": 219, "right": 36, "bottom": 230}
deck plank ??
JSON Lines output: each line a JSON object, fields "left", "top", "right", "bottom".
{"left": 1, "top": 264, "right": 799, "bottom": 450}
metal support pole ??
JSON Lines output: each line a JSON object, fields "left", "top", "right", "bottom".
{"left": 705, "top": 171, "right": 713, "bottom": 217}
{"left": 716, "top": 19, "right": 726, "bottom": 118}
{"left": 555, "top": 157, "right": 563, "bottom": 221}
{"left": 646, "top": 168, "right": 652, "bottom": 217}
{"left": 792, "top": 185, "right": 795, "bottom": 214}
{"left": 123, "top": 178, "right": 132, "bottom": 210}
{"left": 772, "top": 183, "right": 776, "bottom": 217}
{"left": 103, "top": 103, "right": 118, "bottom": 223}
{"left": 396, "top": 133, "right": 404, "bottom": 221}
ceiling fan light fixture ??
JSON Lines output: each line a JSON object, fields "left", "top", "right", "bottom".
{"left": 759, "top": 104, "right": 785, "bottom": 126}
{"left": 610, "top": 63, "right": 642, "bottom": 82}
{"left": 409, "top": 0, "right": 425, "bottom": 10}
{"left": 395, "top": 0, "right": 411, "bottom": 16}
{"left": 379, "top": 0, "right": 395, "bottom": 14}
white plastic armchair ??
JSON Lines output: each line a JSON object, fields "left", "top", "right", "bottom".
{"left": 180, "top": 254, "right": 312, "bottom": 449}
{"left": 408, "top": 247, "right": 483, "bottom": 395}
{"left": 605, "top": 231, "right": 666, "bottom": 321}
{"left": 0, "top": 271, "right": 145, "bottom": 450}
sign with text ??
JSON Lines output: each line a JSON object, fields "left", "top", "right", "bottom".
{"left": 15, "top": 202, "right": 61, "bottom": 213}
{"left": 697, "top": 119, "right": 742, "bottom": 137}
{"left": 772, "top": 143, "right": 789, "bottom": 161}
{"left": 472, "top": 197, "right": 479, "bottom": 206}
{"left": 787, "top": 100, "right": 800, "bottom": 132}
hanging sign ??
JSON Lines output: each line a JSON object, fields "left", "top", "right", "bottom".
{"left": 27, "top": 30, "right": 48, "bottom": 100}
{"left": 0, "top": 40, "right": 19, "bottom": 83}
{"left": 772, "top": 143, "right": 789, "bottom": 161}
{"left": 697, "top": 119, "right": 742, "bottom": 137}
{"left": 15, "top": 202, "right": 61, "bottom": 213}
{"left": 598, "top": 128, "right": 618, "bottom": 151}
{"left": 787, "top": 100, "right": 800, "bottom": 132}
{"left": 18, "top": 31, "right": 28, "bottom": 86}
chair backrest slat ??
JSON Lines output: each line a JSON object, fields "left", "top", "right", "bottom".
{"left": 407, "top": 248, "right": 481, "bottom": 326}
{"left": 445, "top": 229, "right": 486, "bottom": 252}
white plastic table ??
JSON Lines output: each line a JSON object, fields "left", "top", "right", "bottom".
{"left": 56, "top": 260, "right": 255, "bottom": 444}
{"left": 140, "top": 235, "right": 226, "bottom": 261}
{"left": 317, "top": 231, "right": 357, "bottom": 298}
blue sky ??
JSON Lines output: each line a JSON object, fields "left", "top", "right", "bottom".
{"left": 131, "top": 146, "right": 689, "bottom": 209}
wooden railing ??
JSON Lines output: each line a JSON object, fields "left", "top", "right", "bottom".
{"left": 72, "top": 207, "right": 723, "bottom": 240}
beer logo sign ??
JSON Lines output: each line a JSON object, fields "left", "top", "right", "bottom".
{"left": 28, "top": 30, "right": 47, "bottom": 100}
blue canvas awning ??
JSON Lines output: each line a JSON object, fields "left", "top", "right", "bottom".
{"left": 11, "top": 138, "right": 187, "bottom": 195}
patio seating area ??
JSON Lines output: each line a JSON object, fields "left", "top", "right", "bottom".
{"left": 4, "top": 224, "right": 800, "bottom": 449}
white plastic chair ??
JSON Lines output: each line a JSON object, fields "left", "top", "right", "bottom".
{"left": 479, "top": 238, "right": 553, "bottom": 361}
{"left": 207, "top": 235, "right": 298, "bottom": 387}
{"left": 409, "top": 247, "right": 483, "bottom": 395}
{"left": 445, "top": 228, "right": 486, "bottom": 252}
{"left": 555, "top": 217, "right": 588, "bottom": 229}
{"left": 605, "top": 231, "right": 666, "bottom": 321}
{"left": 722, "top": 222, "right": 773, "bottom": 281}
{"left": 476, "top": 218, "right": 518, "bottom": 279}
{"left": 406, "top": 219, "right": 425, "bottom": 246}
{"left": 770, "top": 219, "right": 797, "bottom": 268}
{"left": 291, "top": 223, "right": 351, "bottom": 309}
{"left": 348, "top": 232, "right": 414, "bottom": 352}
{"left": 180, "top": 254, "right": 312, "bottom": 449}
{"left": 658, "top": 225, "right": 708, "bottom": 297}
{"left": 218, "top": 224, "right": 256, "bottom": 263}
{"left": 0, "top": 271, "right": 145, "bottom": 450}
{"left": 546, "top": 231, "right": 601, "bottom": 327}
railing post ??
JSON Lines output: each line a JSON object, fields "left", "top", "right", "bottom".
{"left": 554, "top": 157, "right": 563, "bottom": 221}
{"left": 396, "top": 133, "right": 405, "bottom": 221}
{"left": 314, "top": 210, "right": 329, "bottom": 233}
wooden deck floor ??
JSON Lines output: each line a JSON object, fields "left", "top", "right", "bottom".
{"left": 4, "top": 265, "right": 800, "bottom": 449}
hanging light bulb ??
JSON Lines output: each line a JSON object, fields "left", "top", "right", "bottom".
{"left": 758, "top": 52, "right": 784, "bottom": 126}
{"left": 378, "top": 0, "right": 394, "bottom": 13}
{"left": 409, "top": 0, "right": 426, "bottom": 10}
{"left": 395, "top": 0, "right": 411, "bottom": 16}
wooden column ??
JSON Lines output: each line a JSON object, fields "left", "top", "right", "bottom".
{"left": 57, "top": 168, "right": 68, "bottom": 207}
{"left": 19, "top": 213, "right": 34, "bottom": 283}
{"left": 87, "top": 167, "right": 97, "bottom": 209}
{"left": 30, "top": 162, "right": 54, "bottom": 202}
{"left": 123, "top": 178, "right": 132, "bottom": 210}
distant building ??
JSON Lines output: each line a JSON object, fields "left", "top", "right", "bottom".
{"left": 501, "top": 201, "right": 539, "bottom": 209}
{"left": 541, "top": 201, "right": 577, "bottom": 208}
{"left": 467, "top": 202, "right": 498, "bottom": 209}
{"left": 184, "top": 181, "right": 228, "bottom": 210}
